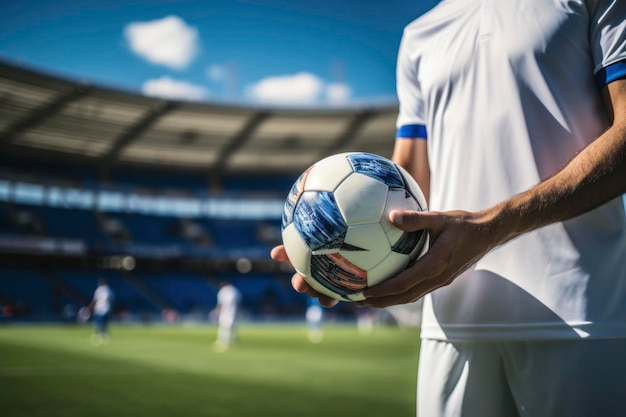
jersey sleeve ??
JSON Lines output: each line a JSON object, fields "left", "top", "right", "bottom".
{"left": 589, "top": 0, "right": 626, "bottom": 88}
{"left": 395, "top": 30, "right": 428, "bottom": 140}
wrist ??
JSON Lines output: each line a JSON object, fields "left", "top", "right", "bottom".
{"left": 475, "top": 202, "right": 524, "bottom": 249}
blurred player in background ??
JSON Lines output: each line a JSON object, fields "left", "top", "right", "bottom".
{"left": 213, "top": 281, "right": 241, "bottom": 352}
{"left": 305, "top": 297, "right": 324, "bottom": 343}
{"left": 90, "top": 278, "right": 114, "bottom": 345}
{"left": 273, "top": 1, "right": 626, "bottom": 416}
{"left": 355, "top": 307, "right": 377, "bottom": 335}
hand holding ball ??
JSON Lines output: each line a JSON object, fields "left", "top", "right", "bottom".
{"left": 281, "top": 152, "right": 428, "bottom": 302}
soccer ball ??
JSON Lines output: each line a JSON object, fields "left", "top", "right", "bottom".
{"left": 281, "top": 152, "right": 428, "bottom": 302}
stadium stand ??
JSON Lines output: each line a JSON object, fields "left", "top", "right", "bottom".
{"left": 0, "top": 59, "right": 398, "bottom": 323}
{"left": 0, "top": 267, "right": 58, "bottom": 317}
{"left": 134, "top": 270, "right": 217, "bottom": 313}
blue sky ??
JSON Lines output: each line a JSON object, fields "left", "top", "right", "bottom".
{"left": 0, "top": 0, "right": 438, "bottom": 107}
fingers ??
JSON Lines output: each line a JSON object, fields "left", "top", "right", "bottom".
{"left": 291, "top": 274, "right": 339, "bottom": 308}
{"left": 363, "top": 247, "right": 440, "bottom": 299}
{"left": 275, "top": 209, "right": 484, "bottom": 309}
{"left": 389, "top": 209, "right": 433, "bottom": 232}
{"left": 356, "top": 286, "right": 425, "bottom": 308}
{"left": 362, "top": 267, "right": 418, "bottom": 299}
{"left": 275, "top": 211, "right": 446, "bottom": 309}
{"left": 270, "top": 245, "right": 288, "bottom": 262}
{"left": 273, "top": 246, "right": 339, "bottom": 307}
{"left": 359, "top": 245, "right": 452, "bottom": 307}
{"left": 356, "top": 210, "right": 445, "bottom": 307}
{"left": 358, "top": 272, "right": 452, "bottom": 308}
{"left": 318, "top": 297, "right": 339, "bottom": 308}
{"left": 290, "top": 273, "right": 309, "bottom": 293}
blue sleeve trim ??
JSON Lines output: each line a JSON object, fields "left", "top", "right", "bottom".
{"left": 396, "top": 124, "right": 427, "bottom": 139}
{"left": 595, "top": 60, "right": 626, "bottom": 89}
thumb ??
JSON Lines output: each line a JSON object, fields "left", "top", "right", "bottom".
{"left": 389, "top": 209, "right": 430, "bottom": 231}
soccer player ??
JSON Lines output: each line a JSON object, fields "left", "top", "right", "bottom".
{"left": 213, "top": 281, "right": 241, "bottom": 352}
{"left": 305, "top": 297, "right": 324, "bottom": 343}
{"left": 272, "top": 1, "right": 626, "bottom": 416}
{"left": 90, "top": 278, "right": 114, "bottom": 345}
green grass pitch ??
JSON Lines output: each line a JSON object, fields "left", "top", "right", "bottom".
{"left": 0, "top": 324, "right": 421, "bottom": 417}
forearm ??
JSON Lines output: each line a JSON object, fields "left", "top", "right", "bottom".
{"left": 486, "top": 121, "right": 626, "bottom": 245}
{"left": 392, "top": 138, "right": 430, "bottom": 202}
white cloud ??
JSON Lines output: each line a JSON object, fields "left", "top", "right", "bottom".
{"left": 246, "top": 72, "right": 324, "bottom": 105}
{"left": 325, "top": 83, "right": 351, "bottom": 104}
{"left": 125, "top": 15, "right": 199, "bottom": 69}
{"left": 142, "top": 76, "right": 208, "bottom": 101}
{"left": 246, "top": 72, "right": 353, "bottom": 106}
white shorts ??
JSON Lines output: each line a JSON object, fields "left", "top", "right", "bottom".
{"left": 417, "top": 338, "right": 626, "bottom": 417}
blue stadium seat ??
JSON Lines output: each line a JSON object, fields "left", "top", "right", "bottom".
{"left": 28, "top": 206, "right": 108, "bottom": 244}
{"left": 0, "top": 268, "right": 59, "bottom": 316}
{"left": 135, "top": 271, "right": 217, "bottom": 313}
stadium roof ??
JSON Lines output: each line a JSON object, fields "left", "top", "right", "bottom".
{"left": 0, "top": 60, "right": 399, "bottom": 176}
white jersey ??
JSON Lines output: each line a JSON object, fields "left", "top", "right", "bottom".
{"left": 217, "top": 284, "right": 241, "bottom": 324}
{"left": 93, "top": 285, "right": 113, "bottom": 315}
{"left": 396, "top": 0, "right": 626, "bottom": 340}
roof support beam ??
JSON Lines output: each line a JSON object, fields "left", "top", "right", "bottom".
{"left": 102, "top": 100, "right": 177, "bottom": 164}
{"left": 210, "top": 110, "right": 270, "bottom": 175}
{"left": 318, "top": 110, "right": 376, "bottom": 158}
{"left": 0, "top": 85, "right": 90, "bottom": 144}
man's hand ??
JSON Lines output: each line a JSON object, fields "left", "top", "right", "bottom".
{"left": 270, "top": 246, "right": 339, "bottom": 308}
{"left": 357, "top": 208, "right": 502, "bottom": 308}
{"left": 271, "top": 206, "right": 503, "bottom": 309}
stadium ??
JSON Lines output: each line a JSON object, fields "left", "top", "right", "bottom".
{"left": 0, "top": 59, "right": 422, "bottom": 416}
{"left": 0, "top": 58, "right": 402, "bottom": 321}
{"left": 5, "top": 1, "right": 626, "bottom": 415}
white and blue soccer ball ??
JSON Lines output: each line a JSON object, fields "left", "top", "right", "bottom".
{"left": 281, "top": 152, "right": 429, "bottom": 302}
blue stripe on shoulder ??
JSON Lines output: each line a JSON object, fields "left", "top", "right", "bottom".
{"left": 396, "top": 124, "right": 427, "bottom": 139}
{"left": 595, "top": 60, "right": 626, "bottom": 89}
